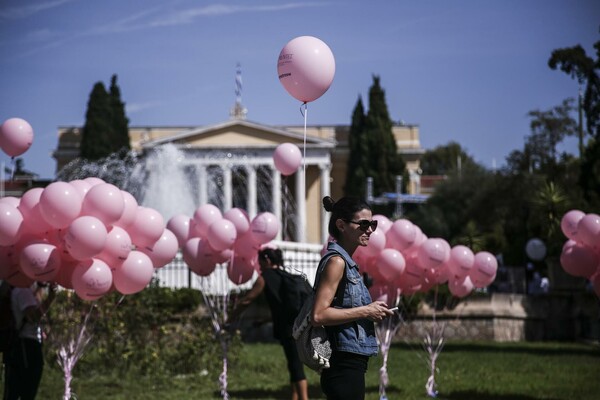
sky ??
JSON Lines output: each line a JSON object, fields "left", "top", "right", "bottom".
{"left": 0, "top": 0, "right": 599, "bottom": 180}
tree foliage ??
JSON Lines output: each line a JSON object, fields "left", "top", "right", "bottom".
{"left": 344, "top": 96, "right": 369, "bottom": 198}
{"left": 80, "top": 74, "right": 130, "bottom": 160}
{"left": 548, "top": 38, "right": 600, "bottom": 207}
{"left": 344, "top": 76, "right": 405, "bottom": 198}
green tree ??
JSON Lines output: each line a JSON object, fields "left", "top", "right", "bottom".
{"left": 80, "top": 75, "right": 130, "bottom": 160}
{"left": 364, "top": 75, "right": 405, "bottom": 195}
{"left": 109, "top": 74, "right": 130, "bottom": 152}
{"left": 419, "top": 141, "right": 481, "bottom": 176}
{"left": 548, "top": 39, "right": 600, "bottom": 207}
{"left": 344, "top": 96, "right": 369, "bottom": 198}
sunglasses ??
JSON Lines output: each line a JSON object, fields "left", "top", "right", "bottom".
{"left": 343, "top": 219, "right": 378, "bottom": 232}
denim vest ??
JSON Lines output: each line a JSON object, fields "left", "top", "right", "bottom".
{"left": 315, "top": 242, "right": 378, "bottom": 357}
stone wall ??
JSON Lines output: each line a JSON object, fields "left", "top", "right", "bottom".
{"left": 237, "top": 292, "right": 600, "bottom": 343}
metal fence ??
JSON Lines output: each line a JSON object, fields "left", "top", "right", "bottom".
{"left": 153, "top": 240, "right": 324, "bottom": 294}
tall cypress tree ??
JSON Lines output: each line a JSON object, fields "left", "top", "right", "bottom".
{"left": 344, "top": 96, "right": 369, "bottom": 197}
{"left": 80, "top": 75, "right": 130, "bottom": 160}
{"left": 364, "top": 75, "right": 405, "bottom": 195}
{"left": 109, "top": 74, "right": 130, "bottom": 152}
{"left": 80, "top": 82, "right": 113, "bottom": 160}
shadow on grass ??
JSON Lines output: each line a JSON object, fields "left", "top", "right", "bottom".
{"left": 393, "top": 342, "right": 600, "bottom": 357}
{"left": 222, "top": 384, "right": 324, "bottom": 399}
{"left": 440, "top": 390, "right": 563, "bottom": 400}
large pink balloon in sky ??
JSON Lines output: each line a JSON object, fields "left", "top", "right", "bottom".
{"left": 0, "top": 118, "right": 34, "bottom": 157}
{"left": 277, "top": 36, "right": 335, "bottom": 103}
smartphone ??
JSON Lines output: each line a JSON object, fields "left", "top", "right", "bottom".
{"left": 388, "top": 306, "right": 398, "bottom": 312}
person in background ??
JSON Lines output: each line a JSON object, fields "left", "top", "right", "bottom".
{"left": 312, "top": 196, "right": 393, "bottom": 400}
{"left": 230, "top": 247, "right": 309, "bottom": 400}
{"left": 3, "top": 282, "right": 57, "bottom": 400}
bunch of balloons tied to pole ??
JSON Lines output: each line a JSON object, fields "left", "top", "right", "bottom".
{"left": 338, "top": 215, "right": 498, "bottom": 300}
{"left": 559, "top": 210, "right": 600, "bottom": 297}
{"left": 0, "top": 179, "right": 179, "bottom": 300}
{"left": 167, "top": 206, "right": 280, "bottom": 285}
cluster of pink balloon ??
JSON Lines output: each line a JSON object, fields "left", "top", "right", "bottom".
{"left": 277, "top": 36, "right": 335, "bottom": 103}
{"left": 0, "top": 178, "right": 179, "bottom": 300}
{"left": 167, "top": 206, "right": 280, "bottom": 285}
{"left": 339, "top": 215, "right": 498, "bottom": 300}
{"left": 559, "top": 210, "right": 600, "bottom": 296}
{"left": 0, "top": 118, "right": 34, "bottom": 158}
{"left": 273, "top": 143, "right": 302, "bottom": 176}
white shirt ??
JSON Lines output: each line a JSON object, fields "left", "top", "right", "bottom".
{"left": 11, "top": 286, "right": 42, "bottom": 342}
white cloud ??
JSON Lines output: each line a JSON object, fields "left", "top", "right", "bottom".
{"left": 0, "top": 0, "right": 74, "bottom": 19}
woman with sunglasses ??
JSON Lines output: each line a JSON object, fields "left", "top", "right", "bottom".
{"left": 312, "top": 196, "right": 393, "bottom": 400}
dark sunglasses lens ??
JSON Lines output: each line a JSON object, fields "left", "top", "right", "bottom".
{"left": 358, "top": 220, "right": 377, "bottom": 231}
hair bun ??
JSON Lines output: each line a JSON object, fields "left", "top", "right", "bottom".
{"left": 322, "top": 196, "right": 335, "bottom": 212}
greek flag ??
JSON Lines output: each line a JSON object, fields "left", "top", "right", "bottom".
{"left": 235, "top": 63, "right": 242, "bottom": 99}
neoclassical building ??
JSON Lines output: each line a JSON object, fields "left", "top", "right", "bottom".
{"left": 53, "top": 104, "right": 424, "bottom": 245}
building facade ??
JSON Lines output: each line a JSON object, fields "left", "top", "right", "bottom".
{"left": 53, "top": 117, "right": 424, "bottom": 244}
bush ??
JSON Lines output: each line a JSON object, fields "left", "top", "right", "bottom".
{"left": 45, "top": 285, "right": 241, "bottom": 378}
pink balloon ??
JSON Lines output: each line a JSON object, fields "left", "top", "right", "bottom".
{"left": 81, "top": 183, "right": 125, "bottom": 227}
{"left": 5, "top": 265, "right": 34, "bottom": 288}
{"left": 113, "top": 250, "right": 154, "bottom": 295}
{"left": 18, "top": 188, "right": 53, "bottom": 235}
{"left": 229, "top": 255, "right": 256, "bottom": 285}
{"left": 0, "top": 246, "right": 18, "bottom": 280}
{"left": 69, "top": 179, "right": 92, "bottom": 199}
{"left": 0, "top": 196, "right": 20, "bottom": 208}
{"left": 207, "top": 219, "right": 238, "bottom": 252}
{"left": 167, "top": 214, "right": 193, "bottom": 248}
{"left": 83, "top": 177, "right": 105, "bottom": 187}
{"left": 192, "top": 204, "right": 222, "bottom": 238}
{"left": 470, "top": 251, "right": 498, "bottom": 288}
{"left": 40, "top": 181, "right": 83, "bottom": 229}
{"left": 277, "top": 36, "right": 335, "bottom": 103}
{"left": 72, "top": 259, "right": 113, "bottom": 300}
{"left": 96, "top": 226, "right": 132, "bottom": 267}
{"left": 560, "top": 241, "right": 598, "bottom": 278}
{"left": 561, "top": 209, "right": 585, "bottom": 241}
{"left": 223, "top": 208, "right": 250, "bottom": 236}
{"left": 363, "top": 229, "right": 386, "bottom": 257}
{"left": 0, "top": 118, "right": 33, "bottom": 157}
{"left": 377, "top": 248, "right": 406, "bottom": 281}
{"left": 417, "top": 238, "right": 450, "bottom": 270}
{"left": 577, "top": 213, "right": 600, "bottom": 250}
{"left": 55, "top": 260, "right": 78, "bottom": 289}
{"left": 250, "top": 212, "right": 279, "bottom": 244}
{"left": 431, "top": 263, "right": 452, "bottom": 285}
{"left": 387, "top": 219, "right": 416, "bottom": 251}
{"left": 449, "top": 275, "right": 474, "bottom": 298}
{"left": 19, "top": 242, "right": 61, "bottom": 281}
{"left": 447, "top": 245, "right": 475, "bottom": 278}
{"left": 373, "top": 215, "right": 392, "bottom": 234}
{"left": 182, "top": 237, "right": 217, "bottom": 276}
{"left": 65, "top": 216, "right": 108, "bottom": 261}
{"left": 273, "top": 143, "right": 302, "bottom": 176}
{"left": 140, "top": 229, "right": 178, "bottom": 268}
{"left": 398, "top": 261, "right": 424, "bottom": 288}
{"left": 114, "top": 190, "right": 138, "bottom": 229}
{"left": 0, "top": 203, "right": 24, "bottom": 246}
{"left": 127, "top": 206, "right": 165, "bottom": 249}
{"left": 233, "top": 232, "right": 261, "bottom": 258}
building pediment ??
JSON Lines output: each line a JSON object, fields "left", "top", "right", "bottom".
{"left": 141, "top": 119, "right": 335, "bottom": 149}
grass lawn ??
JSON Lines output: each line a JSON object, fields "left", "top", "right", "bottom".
{"left": 35, "top": 340, "right": 599, "bottom": 399}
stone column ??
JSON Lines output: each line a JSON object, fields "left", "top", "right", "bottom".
{"left": 319, "top": 164, "right": 331, "bottom": 243}
{"left": 295, "top": 169, "right": 306, "bottom": 243}
{"left": 223, "top": 164, "right": 232, "bottom": 212}
{"left": 271, "top": 167, "right": 282, "bottom": 240}
{"left": 246, "top": 165, "right": 257, "bottom": 220}
{"left": 198, "top": 165, "right": 207, "bottom": 205}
